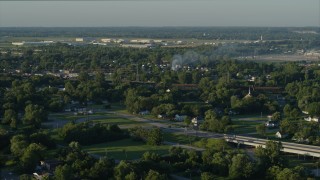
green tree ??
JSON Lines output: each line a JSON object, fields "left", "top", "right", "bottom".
{"left": 272, "top": 112, "right": 282, "bottom": 122}
{"left": 142, "top": 151, "right": 160, "bottom": 162}
{"left": 114, "top": 161, "right": 134, "bottom": 180}
{"left": 266, "top": 165, "right": 282, "bottom": 180}
{"left": 201, "top": 172, "right": 215, "bottom": 180}
{"left": 280, "top": 119, "right": 297, "bottom": 135}
{"left": 124, "top": 89, "right": 140, "bottom": 114}
{"left": 211, "top": 152, "right": 229, "bottom": 176}
{"left": 229, "top": 154, "right": 254, "bottom": 179}
{"left": 276, "top": 168, "right": 301, "bottom": 180}
{"left": 10, "top": 135, "right": 28, "bottom": 157}
{"left": 54, "top": 164, "right": 73, "bottom": 180}
{"left": 283, "top": 104, "right": 292, "bottom": 117}
{"left": 184, "top": 117, "right": 192, "bottom": 127}
{"left": 2, "top": 109, "right": 18, "bottom": 125}
{"left": 19, "top": 174, "right": 33, "bottom": 180}
{"left": 147, "top": 127, "right": 163, "bottom": 146}
{"left": 19, "top": 143, "right": 46, "bottom": 173}
{"left": 23, "top": 104, "right": 47, "bottom": 128}
{"left": 125, "top": 172, "right": 138, "bottom": 180}
{"left": 145, "top": 169, "right": 167, "bottom": 180}
{"left": 255, "top": 141, "right": 284, "bottom": 172}
{"left": 307, "top": 102, "right": 320, "bottom": 117}
{"left": 256, "top": 124, "right": 266, "bottom": 137}
{"left": 89, "top": 157, "right": 115, "bottom": 179}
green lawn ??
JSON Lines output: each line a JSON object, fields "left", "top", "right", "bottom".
{"left": 231, "top": 115, "right": 268, "bottom": 134}
{"left": 285, "top": 154, "right": 319, "bottom": 168}
{"left": 232, "top": 120, "right": 262, "bottom": 134}
{"left": 163, "top": 132, "right": 200, "bottom": 145}
{"left": 49, "top": 113, "right": 88, "bottom": 121}
{"left": 90, "top": 116, "right": 142, "bottom": 126}
{"left": 82, "top": 138, "right": 170, "bottom": 160}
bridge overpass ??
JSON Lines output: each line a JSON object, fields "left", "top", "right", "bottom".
{"left": 224, "top": 135, "right": 320, "bottom": 158}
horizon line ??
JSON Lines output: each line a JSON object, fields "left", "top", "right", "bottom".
{"left": 1, "top": 26, "right": 319, "bottom": 28}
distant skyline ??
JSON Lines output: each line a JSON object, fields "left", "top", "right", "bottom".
{"left": 0, "top": 0, "right": 319, "bottom": 27}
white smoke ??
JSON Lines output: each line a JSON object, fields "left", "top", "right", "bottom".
{"left": 171, "top": 51, "right": 199, "bottom": 71}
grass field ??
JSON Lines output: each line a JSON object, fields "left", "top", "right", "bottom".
{"left": 231, "top": 115, "right": 268, "bottom": 134}
{"left": 90, "top": 116, "right": 152, "bottom": 129}
{"left": 82, "top": 138, "right": 170, "bottom": 160}
{"left": 163, "top": 132, "right": 200, "bottom": 145}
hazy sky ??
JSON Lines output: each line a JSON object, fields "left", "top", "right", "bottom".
{"left": 0, "top": 0, "right": 319, "bottom": 27}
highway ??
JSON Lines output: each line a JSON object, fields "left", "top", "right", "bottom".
{"left": 115, "top": 112, "right": 320, "bottom": 158}
{"left": 50, "top": 111, "right": 320, "bottom": 158}
{"left": 225, "top": 135, "right": 320, "bottom": 157}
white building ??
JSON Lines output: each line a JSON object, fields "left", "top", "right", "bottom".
{"left": 75, "top": 38, "right": 84, "bottom": 42}
{"left": 275, "top": 131, "right": 288, "bottom": 139}
{"left": 12, "top": 42, "right": 25, "bottom": 46}
{"left": 304, "top": 116, "right": 319, "bottom": 122}
{"left": 101, "top": 38, "right": 115, "bottom": 43}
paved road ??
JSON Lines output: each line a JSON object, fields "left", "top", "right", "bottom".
{"left": 47, "top": 110, "right": 320, "bottom": 158}
{"left": 226, "top": 135, "right": 320, "bottom": 157}
{"left": 115, "top": 112, "right": 320, "bottom": 158}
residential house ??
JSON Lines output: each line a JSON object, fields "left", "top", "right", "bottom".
{"left": 275, "top": 131, "right": 288, "bottom": 139}
{"left": 304, "top": 116, "right": 319, "bottom": 122}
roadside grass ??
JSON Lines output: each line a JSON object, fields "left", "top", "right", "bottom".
{"left": 232, "top": 120, "right": 262, "bottom": 134}
{"left": 49, "top": 113, "right": 87, "bottom": 121}
{"left": 231, "top": 114, "right": 268, "bottom": 120}
{"left": 82, "top": 138, "right": 170, "bottom": 160}
{"left": 285, "top": 154, "right": 318, "bottom": 168}
{"left": 163, "top": 132, "right": 200, "bottom": 145}
{"left": 109, "top": 103, "right": 126, "bottom": 112}
{"left": 48, "top": 128, "right": 65, "bottom": 145}
{"left": 230, "top": 114, "right": 269, "bottom": 134}
{"left": 90, "top": 116, "right": 142, "bottom": 126}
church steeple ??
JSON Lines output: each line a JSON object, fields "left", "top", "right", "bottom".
{"left": 244, "top": 87, "right": 252, "bottom": 99}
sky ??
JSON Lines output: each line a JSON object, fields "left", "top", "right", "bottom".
{"left": 0, "top": 0, "right": 319, "bottom": 27}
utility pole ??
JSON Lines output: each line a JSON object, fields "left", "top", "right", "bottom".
{"left": 136, "top": 64, "right": 139, "bottom": 82}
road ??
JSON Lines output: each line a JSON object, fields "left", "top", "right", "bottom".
{"left": 225, "top": 135, "right": 320, "bottom": 157}
{"left": 115, "top": 112, "right": 320, "bottom": 158}
{"left": 47, "top": 111, "right": 320, "bottom": 158}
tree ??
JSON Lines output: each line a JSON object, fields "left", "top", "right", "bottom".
{"left": 114, "top": 161, "right": 134, "bottom": 180}
{"left": 19, "top": 143, "right": 46, "bottom": 173}
{"left": 201, "top": 172, "right": 216, "bottom": 180}
{"left": 145, "top": 169, "right": 167, "bottom": 180}
{"left": 229, "top": 154, "right": 254, "bottom": 179}
{"left": 142, "top": 152, "right": 160, "bottom": 162}
{"left": 255, "top": 141, "right": 284, "bottom": 172}
{"left": 147, "top": 127, "right": 163, "bottom": 146}
{"left": 184, "top": 117, "right": 191, "bottom": 127}
{"left": 10, "top": 135, "right": 28, "bottom": 157}
{"left": 54, "top": 164, "right": 73, "bottom": 180}
{"left": 19, "top": 174, "right": 33, "bottom": 180}
{"left": 256, "top": 124, "right": 266, "bottom": 137}
{"left": 125, "top": 172, "right": 138, "bottom": 180}
{"left": 283, "top": 104, "right": 292, "bottom": 118}
{"left": 211, "top": 152, "right": 229, "bottom": 176}
{"left": 2, "top": 109, "right": 18, "bottom": 125}
{"left": 271, "top": 112, "right": 281, "bottom": 122}
{"left": 266, "top": 165, "right": 282, "bottom": 180}
{"left": 124, "top": 89, "right": 140, "bottom": 114}
{"left": 289, "top": 108, "right": 300, "bottom": 120}
{"left": 307, "top": 102, "right": 320, "bottom": 117}
{"left": 23, "top": 104, "right": 47, "bottom": 128}
{"left": 276, "top": 168, "right": 301, "bottom": 180}
{"left": 280, "top": 119, "right": 297, "bottom": 135}
{"left": 89, "top": 157, "right": 115, "bottom": 179}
